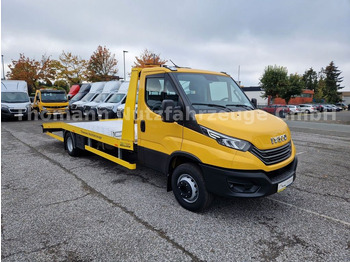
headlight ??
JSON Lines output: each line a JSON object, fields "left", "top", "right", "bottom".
{"left": 2, "top": 105, "right": 9, "bottom": 110}
{"left": 200, "top": 126, "right": 251, "bottom": 151}
{"left": 42, "top": 107, "right": 47, "bottom": 110}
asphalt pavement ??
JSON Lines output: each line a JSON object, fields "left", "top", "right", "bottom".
{"left": 1, "top": 117, "right": 349, "bottom": 261}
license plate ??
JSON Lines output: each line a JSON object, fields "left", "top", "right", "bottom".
{"left": 14, "top": 114, "right": 24, "bottom": 117}
{"left": 277, "top": 176, "right": 294, "bottom": 192}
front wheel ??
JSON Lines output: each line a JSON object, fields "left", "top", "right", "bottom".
{"left": 171, "top": 163, "right": 213, "bottom": 212}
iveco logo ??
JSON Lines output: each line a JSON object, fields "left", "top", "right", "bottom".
{"left": 271, "top": 134, "right": 287, "bottom": 144}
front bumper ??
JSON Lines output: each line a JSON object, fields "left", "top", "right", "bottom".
{"left": 200, "top": 157, "right": 297, "bottom": 198}
{"left": 1, "top": 109, "right": 28, "bottom": 119}
{"left": 97, "top": 108, "right": 115, "bottom": 119}
{"left": 44, "top": 109, "right": 68, "bottom": 115}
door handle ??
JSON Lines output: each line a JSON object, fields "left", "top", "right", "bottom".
{"left": 141, "top": 120, "right": 146, "bottom": 132}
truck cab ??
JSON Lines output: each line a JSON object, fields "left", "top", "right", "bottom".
{"left": 32, "top": 89, "right": 69, "bottom": 117}
{"left": 1, "top": 80, "right": 31, "bottom": 120}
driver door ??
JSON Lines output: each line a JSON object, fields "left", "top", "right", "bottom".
{"left": 138, "top": 73, "right": 183, "bottom": 173}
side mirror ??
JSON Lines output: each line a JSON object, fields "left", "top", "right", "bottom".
{"left": 161, "top": 100, "right": 175, "bottom": 123}
{"left": 251, "top": 98, "right": 257, "bottom": 108}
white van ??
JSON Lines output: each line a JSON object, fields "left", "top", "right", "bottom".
{"left": 1, "top": 80, "right": 31, "bottom": 120}
{"left": 83, "top": 81, "right": 121, "bottom": 118}
{"left": 70, "top": 82, "right": 105, "bottom": 114}
{"left": 97, "top": 81, "right": 129, "bottom": 119}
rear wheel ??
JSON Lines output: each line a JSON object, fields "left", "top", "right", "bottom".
{"left": 65, "top": 132, "right": 82, "bottom": 156}
{"left": 171, "top": 163, "right": 213, "bottom": 212}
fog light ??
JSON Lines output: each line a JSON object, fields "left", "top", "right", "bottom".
{"left": 228, "top": 182, "right": 259, "bottom": 193}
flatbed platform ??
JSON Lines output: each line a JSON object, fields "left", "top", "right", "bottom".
{"left": 68, "top": 120, "right": 138, "bottom": 140}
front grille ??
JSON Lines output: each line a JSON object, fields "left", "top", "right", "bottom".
{"left": 9, "top": 109, "right": 26, "bottom": 113}
{"left": 45, "top": 106, "right": 67, "bottom": 109}
{"left": 250, "top": 142, "right": 291, "bottom": 165}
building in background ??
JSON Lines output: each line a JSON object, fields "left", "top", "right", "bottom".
{"left": 241, "top": 86, "right": 267, "bottom": 107}
{"left": 242, "top": 87, "right": 315, "bottom": 106}
{"left": 271, "top": 90, "right": 314, "bottom": 105}
{"left": 340, "top": 91, "right": 350, "bottom": 104}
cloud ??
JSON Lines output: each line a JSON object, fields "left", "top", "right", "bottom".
{"left": 2, "top": 0, "right": 350, "bottom": 89}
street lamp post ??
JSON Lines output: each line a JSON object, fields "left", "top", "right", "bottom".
{"left": 1, "top": 55, "right": 5, "bottom": 80}
{"left": 123, "top": 50, "right": 128, "bottom": 80}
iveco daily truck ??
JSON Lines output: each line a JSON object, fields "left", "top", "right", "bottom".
{"left": 32, "top": 89, "right": 69, "bottom": 117}
{"left": 1, "top": 80, "right": 31, "bottom": 120}
{"left": 43, "top": 66, "right": 297, "bottom": 211}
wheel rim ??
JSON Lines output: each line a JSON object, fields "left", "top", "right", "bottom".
{"left": 177, "top": 174, "right": 199, "bottom": 203}
{"left": 67, "top": 136, "right": 73, "bottom": 152}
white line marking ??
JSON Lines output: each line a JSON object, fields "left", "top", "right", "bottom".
{"left": 296, "top": 151, "right": 305, "bottom": 155}
{"left": 267, "top": 197, "right": 350, "bottom": 227}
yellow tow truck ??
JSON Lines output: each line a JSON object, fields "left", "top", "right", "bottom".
{"left": 42, "top": 66, "right": 297, "bottom": 211}
{"left": 33, "top": 89, "right": 69, "bottom": 117}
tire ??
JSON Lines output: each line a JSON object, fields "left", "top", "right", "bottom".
{"left": 306, "top": 110, "right": 310, "bottom": 114}
{"left": 64, "top": 132, "right": 82, "bottom": 157}
{"left": 171, "top": 163, "right": 213, "bottom": 212}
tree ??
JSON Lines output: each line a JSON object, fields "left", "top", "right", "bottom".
{"left": 6, "top": 54, "right": 56, "bottom": 93}
{"left": 260, "top": 65, "right": 288, "bottom": 102}
{"left": 134, "top": 49, "right": 167, "bottom": 68}
{"left": 86, "top": 46, "right": 118, "bottom": 82}
{"left": 54, "top": 80, "right": 69, "bottom": 92}
{"left": 55, "top": 51, "right": 87, "bottom": 85}
{"left": 302, "top": 68, "right": 318, "bottom": 91}
{"left": 314, "top": 72, "right": 326, "bottom": 102}
{"left": 280, "top": 73, "right": 304, "bottom": 105}
{"left": 322, "top": 61, "right": 344, "bottom": 103}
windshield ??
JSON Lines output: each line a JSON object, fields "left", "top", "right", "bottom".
{"left": 81, "top": 93, "right": 96, "bottom": 102}
{"left": 41, "top": 92, "right": 67, "bottom": 102}
{"left": 173, "top": 73, "right": 253, "bottom": 112}
{"left": 70, "top": 92, "right": 86, "bottom": 102}
{"left": 92, "top": 93, "right": 109, "bottom": 103}
{"left": 1, "top": 92, "right": 29, "bottom": 103}
{"left": 106, "top": 93, "right": 125, "bottom": 103}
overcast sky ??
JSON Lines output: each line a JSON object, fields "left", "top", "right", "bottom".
{"left": 2, "top": 0, "right": 350, "bottom": 90}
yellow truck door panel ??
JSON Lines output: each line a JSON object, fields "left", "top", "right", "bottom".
{"left": 137, "top": 72, "right": 183, "bottom": 171}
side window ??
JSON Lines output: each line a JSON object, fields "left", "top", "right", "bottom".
{"left": 146, "top": 77, "right": 164, "bottom": 111}
{"left": 145, "top": 75, "right": 179, "bottom": 113}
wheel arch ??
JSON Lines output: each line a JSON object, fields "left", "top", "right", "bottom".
{"left": 166, "top": 152, "right": 202, "bottom": 192}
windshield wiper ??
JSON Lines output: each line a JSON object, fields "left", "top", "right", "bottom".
{"left": 226, "top": 104, "right": 254, "bottom": 110}
{"left": 192, "top": 103, "right": 232, "bottom": 112}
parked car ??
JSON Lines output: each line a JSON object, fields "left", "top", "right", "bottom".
{"left": 286, "top": 105, "right": 301, "bottom": 115}
{"left": 335, "top": 102, "right": 348, "bottom": 110}
{"left": 261, "top": 104, "right": 290, "bottom": 117}
{"left": 331, "top": 104, "right": 342, "bottom": 111}
{"left": 299, "top": 104, "right": 317, "bottom": 114}
{"left": 323, "top": 104, "right": 333, "bottom": 112}
{"left": 315, "top": 104, "right": 326, "bottom": 112}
